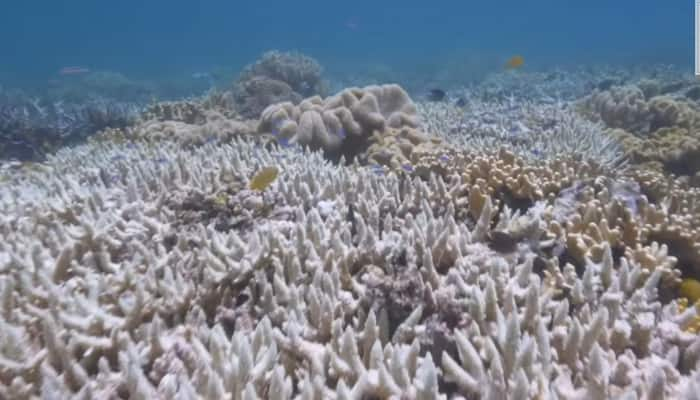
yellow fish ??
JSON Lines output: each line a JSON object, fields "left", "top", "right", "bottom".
{"left": 505, "top": 55, "right": 524, "bottom": 70}
{"left": 679, "top": 278, "right": 700, "bottom": 304}
{"left": 213, "top": 193, "right": 228, "bottom": 207}
{"left": 249, "top": 166, "right": 279, "bottom": 191}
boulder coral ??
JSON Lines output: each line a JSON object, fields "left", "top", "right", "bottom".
{"left": 258, "top": 84, "right": 424, "bottom": 163}
{"left": 578, "top": 85, "right": 652, "bottom": 134}
{"left": 610, "top": 127, "right": 700, "bottom": 177}
{"left": 233, "top": 50, "right": 327, "bottom": 119}
{"left": 578, "top": 82, "right": 700, "bottom": 176}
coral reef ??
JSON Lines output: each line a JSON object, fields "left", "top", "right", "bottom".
{"left": 3, "top": 61, "right": 700, "bottom": 399}
{"left": 579, "top": 85, "right": 652, "bottom": 134}
{"left": 121, "top": 112, "right": 255, "bottom": 147}
{"left": 629, "top": 168, "right": 700, "bottom": 277}
{"left": 417, "top": 98, "right": 625, "bottom": 168}
{"left": 234, "top": 77, "right": 303, "bottom": 120}
{"left": 90, "top": 93, "right": 256, "bottom": 147}
{"left": 0, "top": 90, "right": 141, "bottom": 161}
{"left": 1, "top": 132, "right": 699, "bottom": 398}
{"left": 577, "top": 80, "right": 700, "bottom": 176}
{"left": 258, "top": 84, "right": 433, "bottom": 166}
{"left": 47, "top": 70, "right": 156, "bottom": 103}
{"left": 95, "top": 83, "right": 438, "bottom": 170}
{"left": 233, "top": 51, "right": 327, "bottom": 119}
{"left": 578, "top": 85, "right": 698, "bottom": 136}
{"left": 141, "top": 90, "right": 237, "bottom": 124}
{"left": 465, "top": 69, "right": 596, "bottom": 102}
{"left": 610, "top": 127, "right": 700, "bottom": 177}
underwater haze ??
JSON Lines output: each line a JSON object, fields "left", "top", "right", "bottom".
{"left": 0, "top": 0, "right": 692, "bottom": 84}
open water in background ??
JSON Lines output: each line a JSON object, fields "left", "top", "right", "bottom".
{"left": 0, "top": 0, "right": 692, "bottom": 87}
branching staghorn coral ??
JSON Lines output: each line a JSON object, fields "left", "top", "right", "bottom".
{"left": 456, "top": 63, "right": 691, "bottom": 104}
{"left": 0, "top": 92, "right": 141, "bottom": 161}
{"left": 0, "top": 135, "right": 699, "bottom": 399}
{"left": 417, "top": 98, "right": 626, "bottom": 168}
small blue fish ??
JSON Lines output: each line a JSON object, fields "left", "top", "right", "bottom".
{"left": 402, "top": 164, "right": 413, "bottom": 173}
{"left": 439, "top": 155, "right": 450, "bottom": 162}
{"left": 531, "top": 149, "right": 542, "bottom": 158}
{"left": 272, "top": 119, "right": 285, "bottom": 136}
{"left": 205, "top": 136, "right": 217, "bottom": 144}
{"left": 371, "top": 165, "right": 384, "bottom": 175}
{"left": 111, "top": 154, "right": 126, "bottom": 162}
{"left": 126, "top": 143, "right": 137, "bottom": 149}
{"left": 278, "top": 137, "right": 290, "bottom": 147}
{"left": 337, "top": 127, "right": 346, "bottom": 139}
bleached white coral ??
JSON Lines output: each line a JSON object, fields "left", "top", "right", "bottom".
{"left": 417, "top": 98, "right": 626, "bottom": 168}
{"left": 0, "top": 135, "right": 695, "bottom": 399}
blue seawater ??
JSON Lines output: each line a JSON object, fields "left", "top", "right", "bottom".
{"left": 0, "top": 0, "right": 691, "bottom": 85}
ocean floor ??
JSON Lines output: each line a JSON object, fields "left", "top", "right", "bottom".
{"left": 1, "top": 53, "right": 700, "bottom": 399}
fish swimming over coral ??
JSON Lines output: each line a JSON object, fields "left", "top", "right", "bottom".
{"left": 505, "top": 55, "right": 524, "bottom": 69}
{"left": 427, "top": 89, "right": 447, "bottom": 102}
{"left": 249, "top": 166, "right": 279, "bottom": 191}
